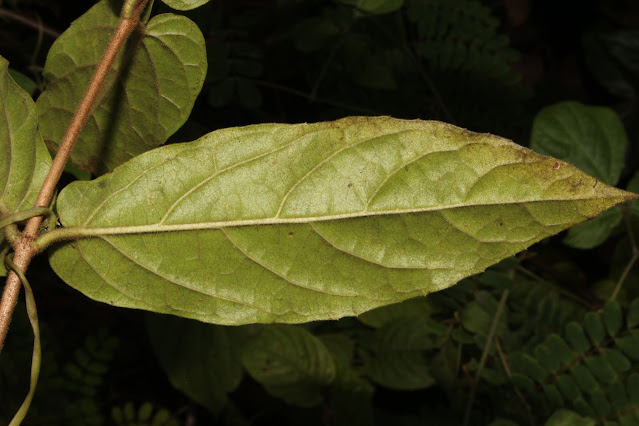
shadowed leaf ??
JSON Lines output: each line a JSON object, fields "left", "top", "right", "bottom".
{"left": 36, "top": 0, "right": 206, "bottom": 174}
{"left": 0, "top": 56, "right": 52, "bottom": 276}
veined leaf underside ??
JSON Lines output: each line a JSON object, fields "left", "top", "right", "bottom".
{"left": 50, "top": 117, "right": 634, "bottom": 324}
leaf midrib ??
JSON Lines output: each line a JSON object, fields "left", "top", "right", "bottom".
{"left": 62, "top": 195, "right": 618, "bottom": 237}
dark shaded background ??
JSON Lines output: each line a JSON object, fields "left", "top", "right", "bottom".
{"left": 1, "top": 0, "right": 639, "bottom": 424}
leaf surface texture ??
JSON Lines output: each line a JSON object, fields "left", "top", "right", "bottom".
{"left": 49, "top": 117, "right": 635, "bottom": 323}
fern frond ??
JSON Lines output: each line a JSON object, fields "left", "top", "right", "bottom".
{"left": 505, "top": 300, "right": 639, "bottom": 423}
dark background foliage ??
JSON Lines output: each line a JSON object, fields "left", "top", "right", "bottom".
{"left": 1, "top": 0, "right": 639, "bottom": 425}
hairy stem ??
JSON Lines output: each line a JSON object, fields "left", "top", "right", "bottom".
{"left": 0, "top": 0, "right": 149, "bottom": 354}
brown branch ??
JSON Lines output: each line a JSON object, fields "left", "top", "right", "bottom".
{"left": 0, "top": 7, "right": 61, "bottom": 38}
{"left": 0, "top": 0, "right": 149, "bottom": 353}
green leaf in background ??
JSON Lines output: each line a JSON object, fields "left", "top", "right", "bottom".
{"left": 357, "top": 296, "right": 436, "bottom": 328}
{"left": 461, "top": 291, "right": 508, "bottom": 339}
{"left": 160, "top": 0, "right": 211, "bottom": 11}
{"left": 544, "top": 409, "right": 596, "bottom": 426}
{"left": 48, "top": 117, "right": 636, "bottom": 324}
{"left": 530, "top": 101, "right": 627, "bottom": 186}
{"left": 583, "top": 30, "right": 639, "bottom": 117}
{"left": 562, "top": 207, "right": 622, "bottom": 250}
{"left": 0, "top": 56, "right": 52, "bottom": 276}
{"left": 320, "top": 334, "right": 374, "bottom": 426}
{"left": 531, "top": 101, "right": 628, "bottom": 249}
{"left": 337, "top": 0, "right": 404, "bottom": 15}
{"left": 145, "top": 314, "right": 243, "bottom": 414}
{"left": 362, "top": 318, "right": 437, "bottom": 390}
{"left": 8, "top": 69, "right": 37, "bottom": 97}
{"left": 241, "top": 325, "right": 336, "bottom": 407}
{"left": 36, "top": 0, "right": 206, "bottom": 174}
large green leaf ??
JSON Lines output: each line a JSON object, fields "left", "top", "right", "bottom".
{"left": 48, "top": 117, "right": 635, "bottom": 324}
{"left": 36, "top": 0, "right": 206, "bottom": 174}
{"left": 0, "top": 56, "right": 52, "bottom": 276}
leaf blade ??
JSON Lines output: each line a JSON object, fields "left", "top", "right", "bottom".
{"left": 49, "top": 117, "right": 636, "bottom": 324}
{"left": 35, "top": 0, "right": 206, "bottom": 174}
{"left": 0, "top": 55, "right": 52, "bottom": 276}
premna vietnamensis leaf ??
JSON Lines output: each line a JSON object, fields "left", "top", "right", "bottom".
{"left": 47, "top": 116, "right": 637, "bottom": 325}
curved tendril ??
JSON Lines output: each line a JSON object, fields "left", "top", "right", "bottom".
{"left": 0, "top": 207, "right": 57, "bottom": 233}
{"left": 5, "top": 253, "right": 41, "bottom": 426}
{"left": 0, "top": 207, "right": 58, "bottom": 248}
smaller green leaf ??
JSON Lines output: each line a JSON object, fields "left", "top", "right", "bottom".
{"left": 338, "top": 0, "right": 404, "bottom": 15}
{"left": 615, "top": 332, "right": 639, "bottom": 361}
{"left": 584, "top": 355, "right": 616, "bottom": 384}
{"left": 627, "top": 373, "right": 639, "bottom": 404}
{"left": 546, "top": 334, "right": 574, "bottom": 365}
{"left": 530, "top": 101, "right": 627, "bottom": 185}
{"left": 511, "top": 373, "right": 534, "bottom": 391}
{"left": 544, "top": 409, "right": 596, "bottom": 426}
{"left": 320, "top": 334, "right": 374, "bottom": 426}
{"left": 544, "top": 384, "right": 564, "bottom": 408}
{"left": 556, "top": 374, "right": 581, "bottom": 401}
{"left": 535, "top": 343, "right": 559, "bottom": 373}
{"left": 569, "top": 365, "right": 599, "bottom": 394}
{"left": 583, "top": 312, "right": 605, "bottom": 346}
{"left": 608, "top": 381, "right": 628, "bottom": 412}
{"left": 37, "top": 0, "right": 207, "bottom": 173}
{"left": 628, "top": 299, "right": 639, "bottom": 329}
{"left": 562, "top": 207, "right": 622, "bottom": 249}
{"left": 590, "top": 389, "right": 611, "bottom": 418}
{"left": 145, "top": 314, "right": 243, "bottom": 414}
{"left": 241, "top": 325, "right": 336, "bottom": 407}
{"left": 138, "top": 402, "right": 153, "bottom": 422}
{"left": 363, "top": 318, "right": 436, "bottom": 390}
{"left": 8, "top": 69, "right": 36, "bottom": 97}
{"left": 603, "top": 349, "right": 631, "bottom": 373}
{"left": 461, "top": 291, "right": 508, "bottom": 338}
{"left": 603, "top": 301, "right": 623, "bottom": 336}
{"left": 620, "top": 415, "right": 639, "bottom": 426}
{"left": 357, "top": 296, "right": 436, "bottom": 328}
{"left": 451, "top": 327, "right": 474, "bottom": 344}
{"left": 511, "top": 353, "right": 547, "bottom": 383}
{"left": 161, "top": 0, "right": 211, "bottom": 10}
